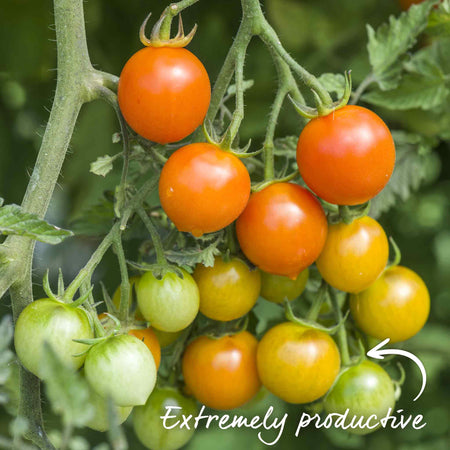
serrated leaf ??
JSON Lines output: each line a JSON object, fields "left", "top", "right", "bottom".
{"left": 367, "top": 0, "right": 437, "bottom": 89}
{"left": 370, "top": 131, "right": 438, "bottom": 217}
{"left": 165, "top": 239, "right": 222, "bottom": 271}
{"left": 90, "top": 154, "right": 119, "bottom": 177}
{"left": 427, "top": 0, "right": 450, "bottom": 36}
{"left": 0, "top": 204, "right": 73, "bottom": 244}
{"left": 70, "top": 196, "right": 115, "bottom": 236}
{"left": 318, "top": 73, "right": 346, "bottom": 98}
{"left": 40, "top": 344, "right": 94, "bottom": 428}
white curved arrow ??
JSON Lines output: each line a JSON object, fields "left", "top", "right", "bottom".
{"left": 367, "top": 337, "right": 426, "bottom": 402}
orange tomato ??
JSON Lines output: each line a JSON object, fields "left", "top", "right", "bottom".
{"left": 316, "top": 216, "right": 389, "bottom": 293}
{"left": 129, "top": 328, "right": 162, "bottom": 369}
{"left": 236, "top": 183, "right": 327, "bottom": 279}
{"left": 159, "top": 143, "right": 251, "bottom": 237}
{"left": 257, "top": 322, "right": 340, "bottom": 404}
{"left": 182, "top": 331, "right": 261, "bottom": 410}
{"left": 118, "top": 47, "right": 210, "bottom": 144}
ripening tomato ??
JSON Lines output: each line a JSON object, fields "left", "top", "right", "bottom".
{"left": 159, "top": 143, "right": 251, "bottom": 237}
{"left": 236, "top": 183, "right": 327, "bottom": 279}
{"left": 133, "top": 387, "right": 198, "bottom": 450}
{"left": 136, "top": 269, "right": 199, "bottom": 332}
{"left": 193, "top": 256, "right": 261, "bottom": 321}
{"left": 324, "top": 360, "right": 396, "bottom": 435}
{"left": 118, "top": 47, "right": 210, "bottom": 144}
{"left": 257, "top": 322, "right": 340, "bottom": 404}
{"left": 129, "top": 328, "right": 161, "bottom": 369}
{"left": 296, "top": 105, "right": 395, "bottom": 205}
{"left": 260, "top": 269, "right": 309, "bottom": 303}
{"left": 153, "top": 328, "right": 183, "bottom": 348}
{"left": 350, "top": 266, "right": 430, "bottom": 343}
{"left": 14, "top": 298, "right": 94, "bottom": 378}
{"left": 182, "top": 331, "right": 261, "bottom": 410}
{"left": 316, "top": 216, "right": 389, "bottom": 294}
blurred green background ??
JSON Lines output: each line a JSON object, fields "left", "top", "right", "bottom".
{"left": 1, "top": 0, "right": 449, "bottom": 449}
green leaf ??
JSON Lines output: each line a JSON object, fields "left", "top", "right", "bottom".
{"left": 318, "top": 73, "right": 346, "bottom": 98}
{"left": 370, "top": 131, "right": 438, "bottom": 218}
{"left": 367, "top": 0, "right": 437, "bottom": 90}
{"left": 427, "top": 0, "right": 450, "bottom": 36}
{"left": 0, "top": 204, "right": 73, "bottom": 244}
{"left": 70, "top": 195, "right": 115, "bottom": 236}
{"left": 40, "top": 343, "right": 94, "bottom": 428}
{"left": 90, "top": 154, "right": 120, "bottom": 177}
{"left": 273, "top": 136, "right": 298, "bottom": 157}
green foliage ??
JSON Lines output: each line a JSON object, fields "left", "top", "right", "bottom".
{"left": 90, "top": 154, "right": 121, "bottom": 177}
{"left": 0, "top": 316, "right": 14, "bottom": 405}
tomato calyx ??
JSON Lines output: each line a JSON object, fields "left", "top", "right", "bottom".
{"left": 289, "top": 70, "right": 352, "bottom": 120}
{"left": 139, "top": 10, "right": 197, "bottom": 49}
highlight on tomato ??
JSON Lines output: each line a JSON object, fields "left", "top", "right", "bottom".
{"left": 256, "top": 322, "right": 340, "bottom": 404}
{"left": 159, "top": 143, "right": 251, "bottom": 237}
{"left": 316, "top": 216, "right": 389, "bottom": 294}
{"left": 182, "top": 331, "right": 261, "bottom": 410}
{"left": 296, "top": 105, "right": 395, "bottom": 205}
{"left": 193, "top": 256, "right": 261, "bottom": 321}
{"left": 260, "top": 269, "right": 309, "bottom": 304}
{"left": 14, "top": 298, "right": 94, "bottom": 379}
{"left": 118, "top": 47, "right": 211, "bottom": 144}
{"left": 84, "top": 334, "right": 157, "bottom": 407}
{"left": 236, "top": 182, "right": 328, "bottom": 279}
{"left": 323, "top": 360, "right": 396, "bottom": 435}
{"left": 350, "top": 265, "right": 430, "bottom": 343}
{"left": 136, "top": 269, "right": 200, "bottom": 332}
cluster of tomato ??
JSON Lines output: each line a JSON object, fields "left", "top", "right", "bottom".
{"left": 13, "top": 11, "right": 431, "bottom": 450}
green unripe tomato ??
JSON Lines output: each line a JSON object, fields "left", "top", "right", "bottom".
{"left": 84, "top": 334, "right": 156, "bottom": 407}
{"left": 323, "top": 360, "right": 396, "bottom": 435}
{"left": 133, "top": 387, "right": 198, "bottom": 450}
{"left": 260, "top": 268, "right": 309, "bottom": 303}
{"left": 14, "top": 298, "right": 94, "bottom": 378}
{"left": 136, "top": 269, "right": 199, "bottom": 332}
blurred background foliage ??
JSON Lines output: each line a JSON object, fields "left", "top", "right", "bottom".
{"left": 0, "top": 0, "right": 449, "bottom": 449}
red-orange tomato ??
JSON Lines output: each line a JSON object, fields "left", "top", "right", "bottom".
{"left": 297, "top": 105, "right": 395, "bottom": 205}
{"left": 118, "top": 47, "right": 211, "bottom": 144}
{"left": 182, "top": 331, "right": 261, "bottom": 410}
{"left": 159, "top": 143, "right": 251, "bottom": 237}
{"left": 129, "top": 328, "right": 162, "bottom": 369}
{"left": 236, "top": 183, "right": 328, "bottom": 279}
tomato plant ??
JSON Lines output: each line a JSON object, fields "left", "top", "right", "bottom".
{"left": 14, "top": 298, "right": 94, "bottom": 379}
{"left": 129, "top": 327, "right": 162, "bottom": 369}
{"left": 296, "top": 105, "right": 396, "bottom": 205}
{"left": 324, "top": 360, "right": 396, "bottom": 434}
{"left": 133, "top": 387, "right": 198, "bottom": 450}
{"left": 256, "top": 322, "right": 340, "bottom": 403}
{"left": 260, "top": 269, "right": 309, "bottom": 303}
{"left": 350, "top": 265, "right": 430, "bottom": 343}
{"left": 84, "top": 334, "right": 157, "bottom": 406}
{"left": 118, "top": 47, "right": 210, "bottom": 144}
{"left": 182, "top": 331, "right": 261, "bottom": 410}
{"left": 236, "top": 183, "right": 328, "bottom": 279}
{"left": 136, "top": 269, "right": 200, "bottom": 332}
{"left": 193, "top": 256, "right": 261, "bottom": 321}
{"left": 112, "top": 276, "right": 143, "bottom": 320}
{"left": 316, "top": 216, "right": 389, "bottom": 293}
{"left": 159, "top": 143, "right": 251, "bottom": 237}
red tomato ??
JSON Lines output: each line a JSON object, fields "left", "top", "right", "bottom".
{"left": 159, "top": 143, "right": 251, "bottom": 237}
{"left": 236, "top": 183, "right": 327, "bottom": 279}
{"left": 118, "top": 47, "right": 211, "bottom": 144}
{"left": 296, "top": 105, "right": 395, "bottom": 205}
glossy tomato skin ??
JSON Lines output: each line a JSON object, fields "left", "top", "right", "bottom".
{"left": 297, "top": 105, "right": 395, "bottom": 205}
{"left": 159, "top": 143, "right": 251, "bottom": 237}
{"left": 182, "top": 331, "right": 261, "bottom": 410}
{"left": 193, "top": 256, "right": 261, "bottom": 321}
{"left": 129, "top": 328, "right": 161, "bottom": 369}
{"left": 350, "top": 266, "right": 430, "bottom": 343}
{"left": 84, "top": 334, "right": 157, "bottom": 407}
{"left": 133, "top": 387, "right": 198, "bottom": 450}
{"left": 324, "top": 360, "right": 396, "bottom": 435}
{"left": 236, "top": 183, "right": 328, "bottom": 279}
{"left": 316, "top": 216, "right": 389, "bottom": 294}
{"left": 257, "top": 322, "right": 340, "bottom": 404}
{"left": 260, "top": 268, "right": 309, "bottom": 303}
{"left": 14, "top": 298, "right": 94, "bottom": 378}
{"left": 136, "top": 269, "right": 199, "bottom": 332}
{"left": 118, "top": 47, "right": 210, "bottom": 144}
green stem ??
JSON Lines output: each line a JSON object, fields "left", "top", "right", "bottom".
{"left": 351, "top": 72, "right": 376, "bottom": 105}
{"left": 330, "top": 290, "right": 351, "bottom": 366}
{"left": 113, "top": 234, "right": 131, "bottom": 322}
{"left": 138, "top": 209, "right": 168, "bottom": 266}
{"left": 306, "top": 281, "right": 327, "bottom": 321}
{"left": 160, "top": 0, "right": 201, "bottom": 40}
